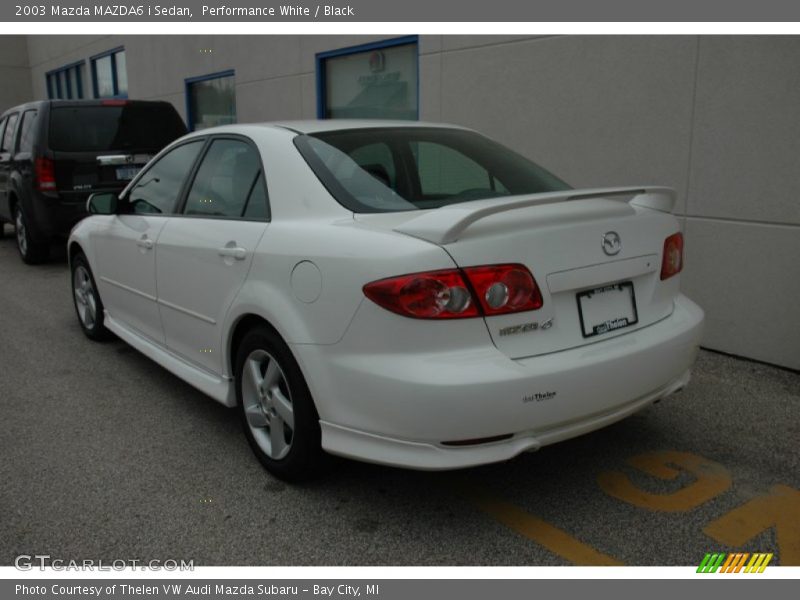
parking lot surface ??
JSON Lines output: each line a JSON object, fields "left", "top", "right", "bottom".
{"left": 1, "top": 226, "right": 798, "bottom": 566}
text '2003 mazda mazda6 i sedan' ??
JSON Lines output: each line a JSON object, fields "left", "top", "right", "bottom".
{"left": 68, "top": 121, "right": 704, "bottom": 480}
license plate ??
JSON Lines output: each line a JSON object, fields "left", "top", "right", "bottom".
{"left": 116, "top": 166, "right": 141, "bottom": 181}
{"left": 576, "top": 282, "right": 638, "bottom": 338}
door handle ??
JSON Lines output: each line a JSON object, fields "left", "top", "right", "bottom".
{"left": 137, "top": 237, "right": 154, "bottom": 250}
{"left": 218, "top": 246, "right": 247, "bottom": 260}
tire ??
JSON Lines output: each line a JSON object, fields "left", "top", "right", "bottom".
{"left": 13, "top": 204, "right": 49, "bottom": 264}
{"left": 71, "top": 252, "right": 113, "bottom": 341}
{"left": 236, "top": 325, "right": 322, "bottom": 481}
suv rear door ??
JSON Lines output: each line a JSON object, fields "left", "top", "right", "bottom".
{"left": 48, "top": 101, "right": 187, "bottom": 202}
{"left": 0, "top": 113, "right": 18, "bottom": 212}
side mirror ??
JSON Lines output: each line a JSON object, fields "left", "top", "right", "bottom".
{"left": 86, "top": 192, "right": 118, "bottom": 215}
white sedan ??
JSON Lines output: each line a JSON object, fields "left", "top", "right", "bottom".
{"left": 68, "top": 120, "right": 704, "bottom": 480}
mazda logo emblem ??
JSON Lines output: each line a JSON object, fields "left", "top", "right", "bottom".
{"left": 602, "top": 231, "right": 622, "bottom": 256}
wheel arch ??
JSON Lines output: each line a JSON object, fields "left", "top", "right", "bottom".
{"left": 227, "top": 313, "right": 288, "bottom": 389}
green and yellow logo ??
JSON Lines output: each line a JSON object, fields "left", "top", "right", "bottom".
{"left": 697, "top": 552, "right": 773, "bottom": 573}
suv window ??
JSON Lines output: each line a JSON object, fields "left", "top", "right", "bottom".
{"left": 126, "top": 140, "right": 203, "bottom": 215}
{"left": 1, "top": 113, "right": 18, "bottom": 152}
{"left": 17, "top": 110, "right": 39, "bottom": 153}
{"left": 49, "top": 104, "right": 186, "bottom": 152}
{"left": 183, "top": 138, "right": 266, "bottom": 220}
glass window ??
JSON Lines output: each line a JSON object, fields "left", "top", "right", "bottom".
{"left": 126, "top": 141, "right": 203, "bottom": 215}
{"left": 243, "top": 172, "right": 269, "bottom": 221}
{"left": 115, "top": 51, "right": 128, "bottom": 96}
{"left": 94, "top": 55, "right": 114, "bottom": 97}
{"left": 294, "top": 127, "right": 570, "bottom": 213}
{"left": 47, "top": 63, "right": 85, "bottom": 100}
{"left": 17, "top": 111, "right": 38, "bottom": 153}
{"left": 184, "top": 139, "right": 262, "bottom": 219}
{"left": 49, "top": 105, "right": 186, "bottom": 153}
{"left": 321, "top": 41, "right": 418, "bottom": 120}
{"left": 92, "top": 49, "right": 127, "bottom": 98}
{"left": 349, "top": 142, "right": 397, "bottom": 190}
{"left": 186, "top": 72, "right": 237, "bottom": 131}
{"left": 412, "top": 142, "right": 494, "bottom": 198}
{"left": 1, "top": 113, "right": 18, "bottom": 152}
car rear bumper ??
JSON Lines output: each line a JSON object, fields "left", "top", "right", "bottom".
{"left": 27, "top": 191, "right": 89, "bottom": 241}
{"left": 293, "top": 294, "right": 704, "bottom": 470}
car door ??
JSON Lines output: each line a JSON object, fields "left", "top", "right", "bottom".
{"left": 155, "top": 136, "right": 270, "bottom": 375}
{"left": 91, "top": 139, "right": 205, "bottom": 345}
{"left": 0, "top": 113, "right": 17, "bottom": 215}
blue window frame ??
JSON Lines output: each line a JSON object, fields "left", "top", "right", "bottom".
{"left": 184, "top": 70, "right": 237, "bottom": 132}
{"left": 90, "top": 47, "right": 128, "bottom": 98}
{"left": 316, "top": 36, "right": 419, "bottom": 120}
{"left": 46, "top": 61, "right": 85, "bottom": 100}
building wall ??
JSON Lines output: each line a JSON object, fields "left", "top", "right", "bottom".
{"left": 0, "top": 36, "right": 32, "bottom": 113}
{"left": 19, "top": 34, "right": 800, "bottom": 370}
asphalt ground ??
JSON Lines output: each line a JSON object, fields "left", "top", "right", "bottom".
{"left": 0, "top": 223, "right": 798, "bottom": 567}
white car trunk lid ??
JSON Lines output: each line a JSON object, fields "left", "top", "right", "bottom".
{"left": 356, "top": 188, "right": 682, "bottom": 359}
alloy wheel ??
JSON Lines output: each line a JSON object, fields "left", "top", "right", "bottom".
{"left": 241, "top": 349, "right": 295, "bottom": 460}
{"left": 73, "top": 265, "right": 97, "bottom": 329}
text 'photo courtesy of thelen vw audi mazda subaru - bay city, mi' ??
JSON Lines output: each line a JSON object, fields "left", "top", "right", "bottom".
{"left": 66, "top": 120, "right": 704, "bottom": 480}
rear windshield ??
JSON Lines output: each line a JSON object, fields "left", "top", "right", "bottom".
{"left": 49, "top": 104, "right": 187, "bottom": 152}
{"left": 294, "top": 127, "right": 570, "bottom": 213}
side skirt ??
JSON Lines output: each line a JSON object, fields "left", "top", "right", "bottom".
{"left": 105, "top": 313, "right": 236, "bottom": 407}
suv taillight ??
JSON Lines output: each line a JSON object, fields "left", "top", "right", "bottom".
{"left": 660, "top": 232, "right": 684, "bottom": 280}
{"left": 35, "top": 157, "right": 56, "bottom": 191}
{"left": 363, "top": 264, "right": 543, "bottom": 320}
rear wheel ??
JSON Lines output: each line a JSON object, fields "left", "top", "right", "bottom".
{"left": 14, "top": 205, "right": 49, "bottom": 264}
{"left": 71, "top": 253, "right": 113, "bottom": 341}
{"left": 236, "top": 325, "right": 322, "bottom": 481}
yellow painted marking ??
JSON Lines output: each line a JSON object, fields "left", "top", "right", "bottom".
{"left": 704, "top": 484, "right": 800, "bottom": 566}
{"left": 597, "top": 451, "right": 732, "bottom": 512}
{"left": 744, "top": 553, "right": 759, "bottom": 573}
{"left": 746, "top": 553, "right": 764, "bottom": 573}
{"left": 759, "top": 553, "right": 773, "bottom": 573}
{"left": 469, "top": 490, "right": 623, "bottom": 566}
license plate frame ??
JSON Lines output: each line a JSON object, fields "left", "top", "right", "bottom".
{"left": 576, "top": 281, "right": 639, "bottom": 338}
{"left": 115, "top": 166, "right": 141, "bottom": 181}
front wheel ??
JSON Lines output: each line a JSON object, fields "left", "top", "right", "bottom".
{"left": 71, "top": 253, "right": 113, "bottom": 341}
{"left": 236, "top": 326, "right": 322, "bottom": 481}
{"left": 14, "top": 205, "right": 49, "bottom": 264}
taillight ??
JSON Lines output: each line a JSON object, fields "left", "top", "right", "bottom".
{"left": 101, "top": 99, "right": 128, "bottom": 106}
{"left": 363, "top": 269, "right": 478, "bottom": 319}
{"left": 462, "top": 264, "right": 543, "bottom": 315}
{"left": 363, "top": 264, "right": 543, "bottom": 320}
{"left": 660, "top": 232, "right": 684, "bottom": 280}
{"left": 35, "top": 157, "right": 56, "bottom": 191}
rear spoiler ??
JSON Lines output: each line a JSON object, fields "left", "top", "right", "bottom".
{"left": 393, "top": 186, "right": 675, "bottom": 245}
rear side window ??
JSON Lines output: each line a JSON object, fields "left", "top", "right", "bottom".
{"left": 48, "top": 104, "right": 186, "bottom": 152}
{"left": 127, "top": 140, "right": 203, "bottom": 215}
{"left": 1, "top": 113, "right": 18, "bottom": 152}
{"left": 183, "top": 138, "right": 267, "bottom": 220}
{"left": 17, "top": 110, "right": 38, "bottom": 153}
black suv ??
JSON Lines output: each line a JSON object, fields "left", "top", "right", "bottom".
{"left": 0, "top": 99, "right": 187, "bottom": 263}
